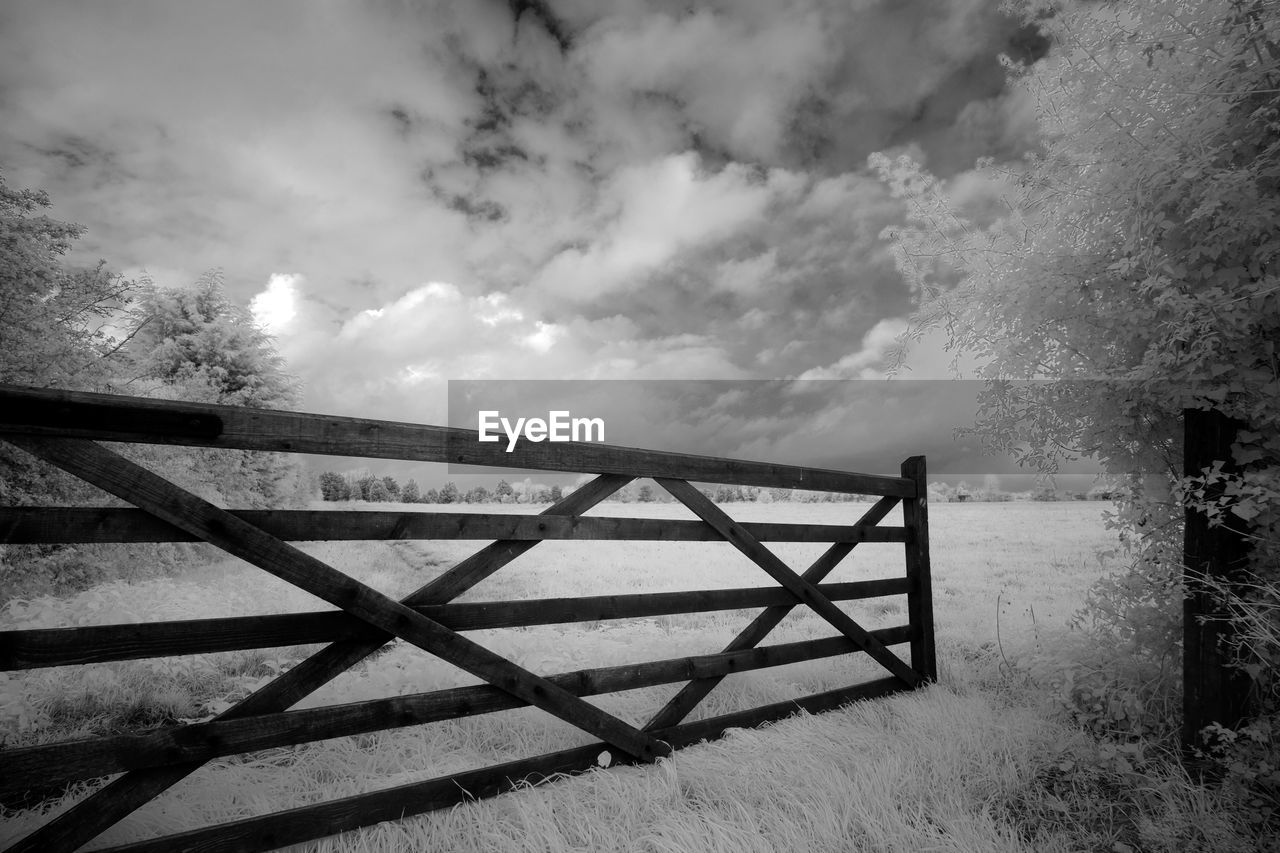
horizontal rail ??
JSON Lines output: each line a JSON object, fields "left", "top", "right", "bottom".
{"left": 0, "top": 385, "right": 915, "bottom": 496}
{"left": 1, "top": 579, "right": 909, "bottom": 669}
{"left": 91, "top": 676, "right": 907, "bottom": 853}
{"left": 0, "top": 507, "right": 908, "bottom": 545}
{"left": 1, "top": 628, "right": 911, "bottom": 794}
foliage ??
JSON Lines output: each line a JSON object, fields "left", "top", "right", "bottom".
{"left": 874, "top": 0, "right": 1280, "bottom": 710}
{"left": 367, "top": 478, "right": 390, "bottom": 502}
{"left": 0, "top": 171, "right": 137, "bottom": 392}
{"left": 0, "top": 172, "right": 139, "bottom": 509}
{"left": 402, "top": 479, "right": 421, "bottom": 503}
{"left": 381, "top": 476, "right": 400, "bottom": 501}
{"left": 318, "top": 471, "right": 350, "bottom": 501}
{"left": 114, "top": 270, "right": 305, "bottom": 507}
{"left": 494, "top": 479, "right": 514, "bottom": 502}
{"left": 123, "top": 270, "right": 297, "bottom": 408}
{"left": 0, "top": 173, "right": 308, "bottom": 595}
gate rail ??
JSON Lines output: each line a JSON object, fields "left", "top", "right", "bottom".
{"left": 0, "top": 385, "right": 935, "bottom": 853}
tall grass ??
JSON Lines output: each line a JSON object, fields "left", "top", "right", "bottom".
{"left": 0, "top": 501, "right": 1261, "bottom": 850}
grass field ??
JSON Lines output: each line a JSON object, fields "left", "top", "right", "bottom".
{"left": 0, "top": 499, "right": 1257, "bottom": 851}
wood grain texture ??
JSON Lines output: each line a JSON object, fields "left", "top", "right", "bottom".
{"left": 656, "top": 478, "right": 921, "bottom": 688}
{"left": 0, "top": 384, "right": 935, "bottom": 853}
{"left": 644, "top": 495, "right": 903, "bottom": 731}
{"left": 1, "top": 579, "right": 910, "bottom": 670}
{"left": 3, "top": 628, "right": 912, "bottom": 792}
{"left": 12, "top": 437, "right": 666, "bottom": 761}
{"left": 1, "top": 466, "right": 630, "bottom": 853}
{"left": 0, "top": 384, "right": 915, "bottom": 496}
{"left": 0, "top": 506, "right": 907, "bottom": 544}
{"left": 901, "top": 456, "right": 937, "bottom": 682}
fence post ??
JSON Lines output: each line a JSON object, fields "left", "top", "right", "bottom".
{"left": 1183, "top": 407, "right": 1253, "bottom": 753}
{"left": 901, "top": 456, "right": 936, "bottom": 683}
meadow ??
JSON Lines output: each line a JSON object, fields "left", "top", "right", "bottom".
{"left": 0, "top": 498, "right": 1255, "bottom": 851}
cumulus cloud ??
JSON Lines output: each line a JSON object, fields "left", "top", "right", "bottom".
{"left": 797, "top": 317, "right": 910, "bottom": 380}
{"left": 250, "top": 273, "right": 300, "bottom": 335}
{"left": 526, "top": 153, "right": 803, "bottom": 303}
{"left": 0, "top": 0, "right": 1051, "bottom": 442}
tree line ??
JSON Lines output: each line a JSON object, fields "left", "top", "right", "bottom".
{"left": 317, "top": 473, "right": 565, "bottom": 505}
{"left": 315, "top": 476, "right": 892, "bottom": 505}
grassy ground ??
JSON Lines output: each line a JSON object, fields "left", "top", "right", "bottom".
{"left": 0, "top": 499, "right": 1259, "bottom": 851}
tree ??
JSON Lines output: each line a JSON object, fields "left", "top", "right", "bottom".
{"left": 402, "top": 479, "right": 421, "bottom": 503}
{"left": 423, "top": 488, "right": 440, "bottom": 504}
{"left": 638, "top": 484, "right": 653, "bottom": 502}
{"left": 439, "top": 482, "right": 460, "bottom": 504}
{"left": 465, "top": 485, "right": 491, "bottom": 503}
{"left": 124, "top": 270, "right": 297, "bottom": 407}
{"left": 0, "top": 171, "right": 137, "bottom": 393}
{"left": 318, "top": 471, "right": 350, "bottom": 501}
{"left": 549, "top": 484, "right": 563, "bottom": 502}
{"left": 353, "top": 473, "right": 377, "bottom": 502}
{"left": 875, "top": 0, "right": 1278, "bottom": 747}
{"left": 381, "top": 475, "right": 401, "bottom": 501}
{"left": 495, "top": 479, "right": 514, "bottom": 503}
{"left": 368, "top": 478, "right": 390, "bottom": 502}
{"left": 0, "top": 173, "right": 141, "bottom": 508}
{"left": 0, "top": 175, "right": 306, "bottom": 591}
{"left": 114, "top": 271, "right": 304, "bottom": 508}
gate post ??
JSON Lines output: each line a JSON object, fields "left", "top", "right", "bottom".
{"left": 1183, "top": 407, "right": 1253, "bottom": 753}
{"left": 901, "top": 456, "right": 936, "bottom": 683}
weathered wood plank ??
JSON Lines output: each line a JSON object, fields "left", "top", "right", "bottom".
{"left": 644, "top": 496, "right": 901, "bottom": 731}
{"left": 656, "top": 478, "right": 921, "bottom": 688}
{"left": 1, "top": 470, "right": 631, "bottom": 853}
{"left": 13, "top": 438, "right": 669, "bottom": 761}
{"left": 0, "top": 385, "right": 916, "bottom": 496}
{"left": 1, "top": 579, "right": 910, "bottom": 670}
{"left": 0, "top": 506, "right": 908, "bottom": 544}
{"left": 91, "top": 676, "right": 908, "bottom": 853}
{"left": 901, "top": 456, "right": 936, "bottom": 682}
{"left": 2, "top": 628, "right": 912, "bottom": 793}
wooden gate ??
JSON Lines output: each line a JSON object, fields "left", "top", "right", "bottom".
{"left": 0, "top": 385, "right": 935, "bottom": 852}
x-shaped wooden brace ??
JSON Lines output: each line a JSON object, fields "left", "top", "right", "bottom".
{"left": 643, "top": 478, "right": 921, "bottom": 733}
{"left": 4, "top": 436, "right": 649, "bottom": 853}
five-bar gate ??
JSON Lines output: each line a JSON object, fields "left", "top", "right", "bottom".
{"left": 0, "top": 385, "right": 935, "bottom": 852}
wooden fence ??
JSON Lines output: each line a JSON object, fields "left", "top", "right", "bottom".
{"left": 0, "top": 384, "right": 935, "bottom": 852}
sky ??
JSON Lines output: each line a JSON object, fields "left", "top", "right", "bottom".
{"left": 0, "top": 0, "right": 1084, "bottom": 487}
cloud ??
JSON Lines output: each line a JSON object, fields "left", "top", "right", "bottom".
{"left": 250, "top": 273, "right": 300, "bottom": 335}
{"left": 0, "top": 0, "right": 1051, "bottom": 436}
{"left": 797, "top": 317, "right": 910, "bottom": 380}
{"left": 526, "top": 153, "right": 802, "bottom": 303}
{"left": 575, "top": 7, "right": 835, "bottom": 164}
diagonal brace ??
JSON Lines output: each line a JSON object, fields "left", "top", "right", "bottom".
{"left": 11, "top": 438, "right": 670, "bottom": 760}
{"left": 644, "top": 495, "right": 901, "bottom": 732}
{"left": 1, "top": 434, "right": 636, "bottom": 853}
{"left": 10, "top": 472, "right": 626, "bottom": 853}
{"left": 656, "top": 478, "right": 921, "bottom": 689}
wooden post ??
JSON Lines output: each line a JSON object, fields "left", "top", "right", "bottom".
{"left": 1183, "top": 408, "right": 1253, "bottom": 752}
{"left": 901, "top": 456, "right": 936, "bottom": 682}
